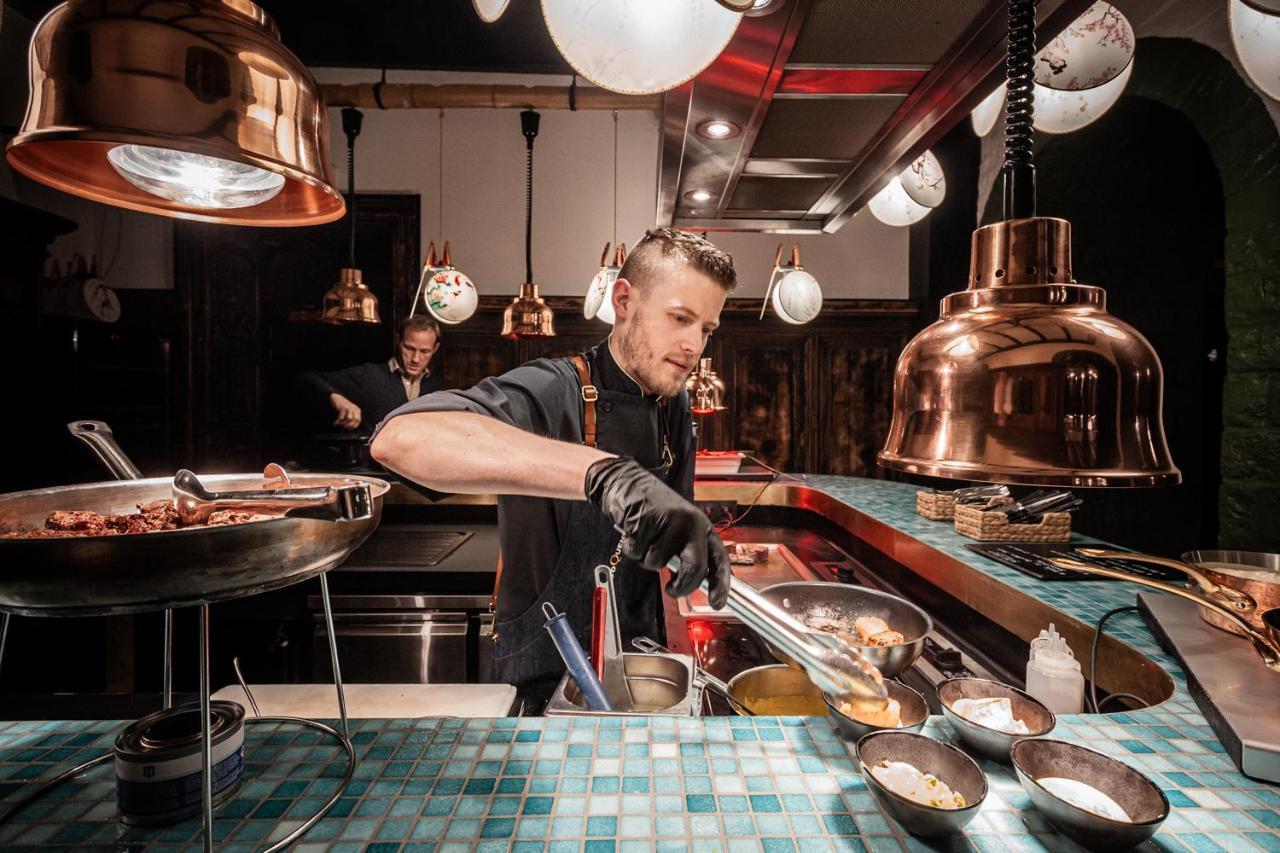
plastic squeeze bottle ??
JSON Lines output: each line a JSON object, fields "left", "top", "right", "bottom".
{"left": 1025, "top": 623, "right": 1085, "bottom": 713}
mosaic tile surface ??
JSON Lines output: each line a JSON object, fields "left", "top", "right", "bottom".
{"left": 1, "top": 714, "right": 1278, "bottom": 852}
{"left": 0, "top": 477, "right": 1276, "bottom": 850}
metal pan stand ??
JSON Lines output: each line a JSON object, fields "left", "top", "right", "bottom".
{"left": 0, "top": 422, "right": 361, "bottom": 851}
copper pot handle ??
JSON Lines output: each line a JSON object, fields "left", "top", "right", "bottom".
{"left": 1048, "top": 558, "right": 1280, "bottom": 672}
{"left": 1075, "top": 548, "right": 1256, "bottom": 613}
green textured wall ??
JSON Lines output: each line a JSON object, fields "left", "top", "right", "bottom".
{"left": 1121, "top": 39, "right": 1280, "bottom": 551}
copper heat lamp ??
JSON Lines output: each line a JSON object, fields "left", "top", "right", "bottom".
{"left": 878, "top": 0, "right": 1179, "bottom": 487}
{"left": 322, "top": 108, "right": 380, "bottom": 325}
{"left": 686, "top": 358, "right": 727, "bottom": 415}
{"left": 501, "top": 110, "right": 555, "bottom": 339}
{"left": 6, "top": 0, "right": 343, "bottom": 226}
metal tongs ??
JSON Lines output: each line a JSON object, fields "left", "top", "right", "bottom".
{"left": 700, "top": 574, "right": 887, "bottom": 702}
{"left": 172, "top": 466, "right": 373, "bottom": 524}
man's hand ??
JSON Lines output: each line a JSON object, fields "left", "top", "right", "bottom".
{"left": 330, "top": 393, "right": 362, "bottom": 430}
{"left": 585, "top": 456, "right": 731, "bottom": 609}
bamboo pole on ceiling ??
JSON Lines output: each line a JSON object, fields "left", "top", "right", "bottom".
{"left": 319, "top": 83, "right": 661, "bottom": 111}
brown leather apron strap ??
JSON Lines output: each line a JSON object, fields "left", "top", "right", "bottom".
{"left": 492, "top": 353, "right": 598, "bottom": 614}
{"left": 571, "top": 354, "right": 598, "bottom": 449}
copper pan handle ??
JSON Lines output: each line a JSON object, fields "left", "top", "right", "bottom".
{"left": 1049, "top": 557, "right": 1280, "bottom": 672}
{"left": 1075, "top": 548, "right": 1255, "bottom": 613}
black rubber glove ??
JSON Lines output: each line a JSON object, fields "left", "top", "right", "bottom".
{"left": 585, "top": 456, "right": 731, "bottom": 609}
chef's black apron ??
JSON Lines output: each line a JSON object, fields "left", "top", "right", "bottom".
{"left": 487, "top": 352, "right": 677, "bottom": 698}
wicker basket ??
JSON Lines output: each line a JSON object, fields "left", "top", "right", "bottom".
{"left": 954, "top": 502, "right": 1071, "bottom": 542}
{"left": 916, "top": 490, "right": 957, "bottom": 520}
{"left": 917, "top": 492, "right": 1013, "bottom": 521}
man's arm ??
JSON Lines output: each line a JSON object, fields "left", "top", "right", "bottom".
{"left": 371, "top": 411, "right": 610, "bottom": 500}
{"left": 298, "top": 365, "right": 367, "bottom": 429}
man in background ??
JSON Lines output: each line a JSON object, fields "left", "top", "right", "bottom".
{"left": 300, "top": 316, "right": 444, "bottom": 432}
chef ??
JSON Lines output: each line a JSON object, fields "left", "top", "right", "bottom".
{"left": 371, "top": 228, "right": 735, "bottom": 697}
{"left": 300, "top": 316, "right": 445, "bottom": 432}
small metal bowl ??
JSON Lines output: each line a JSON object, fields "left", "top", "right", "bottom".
{"left": 824, "top": 679, "right": 928, "bottom": 740}
{"left": 856, "top": 730, "right": 987, "bottom": 837}
{"left": 1011, "top": 738, "right": 1170, "bottom": 850}
{"left": 938, "top": 677, "right": 1055, "bottom": 763}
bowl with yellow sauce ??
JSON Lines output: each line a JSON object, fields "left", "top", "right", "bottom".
{"left": 825, "top": 679, "right": 928, "bottom": 740}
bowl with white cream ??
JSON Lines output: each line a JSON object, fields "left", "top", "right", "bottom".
{"left": 857, "top": 730, "right": 987, "bottom": 836}
{"left": 938, "top": 677, "right": 1055, "bottom": 762}
{"left": 1011, "top": 738, "right": 1169, "bottom": 850}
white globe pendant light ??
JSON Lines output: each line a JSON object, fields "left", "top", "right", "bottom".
{"left": 1032, "top": 58, "right": 1133, "bottom": 134}
{"left": 971, "top": 84, "right": 1005, "bottom": 137}
{"left": 1035, "top": 2, "right": 1134, "bottom": 91}
{"left": 473, "top": 0, "right": 511, "bottom": 22}
{"left": 1230, "top": 0, "right": 1280, "bottom": 101}
{"left": 540, "top": 0, "right": 744, "bottom": 95}
{"left": 760, "top": 244, "right": 823, "bottom": 325}
{"left": 868, "top": 150, "right": 945, "bottom": 227}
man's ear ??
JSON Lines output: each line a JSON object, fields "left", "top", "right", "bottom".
{"left": 612, "top": 277, "right": 635, "bottom": 321}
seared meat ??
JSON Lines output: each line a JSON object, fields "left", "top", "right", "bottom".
{"left": 2, "top": 500, "right": 265, "bottom": 538}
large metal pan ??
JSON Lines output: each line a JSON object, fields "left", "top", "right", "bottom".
{"left": 1076, "top": 547, "right": 1280, "bottom": 636}
{"left": 753, "top": 582, "right": 932, "bottom": 678}
{"left": 0, "top": 472, "right": 388, "bottom": 617}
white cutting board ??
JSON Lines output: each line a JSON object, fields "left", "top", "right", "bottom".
{"left": 210, "top": 683, "right": 517, "bottom": 719}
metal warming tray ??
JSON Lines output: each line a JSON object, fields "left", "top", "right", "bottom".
{"left": 0, "top": 473, "right": 390, "bottom": 617}
{"left": 544, "top": 652, "right": 698, "bottom": 717}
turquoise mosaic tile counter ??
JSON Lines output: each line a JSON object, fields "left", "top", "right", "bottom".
{"left": 0, "top": 476, "right": 1277, "bottom": 851}
{"left": 1, "top": 714, "right": 1278, "bottom": 851}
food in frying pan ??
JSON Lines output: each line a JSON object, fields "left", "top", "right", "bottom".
{"left": 949, "top": 696, "right": 1030, "bottom": 734}
{"left": 805, "top": 614, "right": 907, "bottom": 648}
{"left": 2, "top": 500, "right": 265, "bottom": 538}
{"left": 867, "top": 760, "right": 967, "bottom": 809}
{"left": 853, "top": 615, "right": 906, "bottom": 646}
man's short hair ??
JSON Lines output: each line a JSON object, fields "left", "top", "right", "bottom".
{"left": 400, "top": 315, "right": 441, "bottom": 341}
{"left": 618, "top": 227, "right": 737, "bottom": 293}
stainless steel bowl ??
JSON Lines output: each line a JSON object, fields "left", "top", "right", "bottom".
{"left": 546, "top": 652, "right": 697, "bottom": 717}
{"left": 1011, "top": 738, "right": 1170, "bottom": 850}
{"left": 938, "top": 677, "right": 1055, "bottom": 763}
{"left": 755, "top": 582, "right": 931, "bottom": 677}
{"left": 824, "top": 679, "right": 928, "bottom": 740}
{"left": 857, "top": 730, "right": 987, "bottom": 837}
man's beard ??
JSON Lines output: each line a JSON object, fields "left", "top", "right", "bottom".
{"left": 617, "top": 318, "right": 688, "bottom": 397}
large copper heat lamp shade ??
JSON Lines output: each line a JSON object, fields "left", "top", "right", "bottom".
{"left": 879, "top": 0, "right": 1177, "bottom": 488}
{"left": 878, "top": 218, "right": 1180, "bottom": 487}
{"left": 5, "top": 0, "right": 344, "bottom": 226}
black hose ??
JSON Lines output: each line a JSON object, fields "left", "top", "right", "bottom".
{"left": 525, "top": 145, "right": 533, "bottom": 285}
{"left": 1002, "top": 0, "right": 1037, "bottom": 220}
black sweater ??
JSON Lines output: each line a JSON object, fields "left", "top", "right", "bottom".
{"left": 299, "top": 361, "right": 445, "bottom": 434}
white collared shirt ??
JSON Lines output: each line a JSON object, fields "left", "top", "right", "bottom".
{"left": 388, "top": 358, "right": 428, "bottom": 400}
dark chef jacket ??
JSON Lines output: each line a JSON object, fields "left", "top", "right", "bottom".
{"left": 375, "top": 339, "right": 695, "bottom": 660}
{"left": 300, "top": 361, "right": 446, "bottom": 432}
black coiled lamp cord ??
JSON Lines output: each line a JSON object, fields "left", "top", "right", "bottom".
{"left": 1002, "top": 0, "right": 1037, "bottom": 220}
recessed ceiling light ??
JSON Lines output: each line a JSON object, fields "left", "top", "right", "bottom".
{"left": 696, "top": 119, "right": 741, "bottom": 140}
{"left": 685, "top": 189, "right": 715, "bottom": 203}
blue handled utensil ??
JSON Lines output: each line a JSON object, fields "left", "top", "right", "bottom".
{"left": 543, "top": 602, "right": 613, "bottom": 711}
